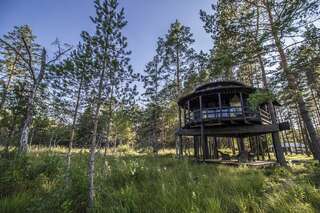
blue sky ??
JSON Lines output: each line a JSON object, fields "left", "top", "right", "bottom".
{"left": 1, "top": 0, "right": 214, "bottom": 77}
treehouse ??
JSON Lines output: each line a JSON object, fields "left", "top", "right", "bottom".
{"left": 176, "top": 80, "right": 290, "bottom": 165}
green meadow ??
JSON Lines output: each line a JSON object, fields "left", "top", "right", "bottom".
{"left": 1, "top": 147, "right": 319, "bottom": 213}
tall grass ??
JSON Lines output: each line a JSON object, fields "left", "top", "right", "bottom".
{"left": 0, "top": 148, "right": 319, "bottom": 212}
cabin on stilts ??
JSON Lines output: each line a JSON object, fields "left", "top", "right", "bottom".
{"left": 176, "top": 81, "right": 291, "bottom": 165}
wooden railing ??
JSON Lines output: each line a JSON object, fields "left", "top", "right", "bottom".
{"left": 259, "top": 108, "right": 272, "bottom": 125}
{"left": 185, "top": 106, "right": 272, "bottom": 125}
{"left": 186, "top": 107, "right": 260, "bottom": 123}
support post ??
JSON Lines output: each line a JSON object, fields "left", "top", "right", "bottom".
{"left": 201, "top": 128, "right": 209, "bottom": 160}
{"left": 231, "top": 138, "right": 236, "bottom": 155}
{"left": 239, "top": 92, "right": 246, "bottom": 120}
{"left": 178, "top": 106, "right": 183, "bottom": 158}
{"left": 258, "top": 136, "right": 265, "bottom": 161}
{"left": 239, "top": 137, "right": 245, "bottom": 152}
{"left": 183, "top": 108, "right": 186, "bottom": 127}
{"left": 238, "top": 137, "right": 247, "bottom": 162}
{"left": 200, "top": 95, "right": 209, "bottom": 160}
{"left": 213, "top": 137, "right": 219, "bottom": 159}
{"left": 255, "top": 136, "right": 260, "bottom": 160}
{"left": 264, "top": 135, "right": 271, "bottom": 160}
{"left": 193, "top": 136, "right": 199, "bottom": 159}
{"left": 200, "top": 95, "right": 203, "bottom": 120}
{"left": 218, "top": 93, "right": 222, "bottom": 121}
{"left": 187, "top": 100, "right": 191, "bottom": 124}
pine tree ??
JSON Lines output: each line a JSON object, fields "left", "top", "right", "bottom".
{"left": 183, "top": 51, "right": 210, "bottom": 93}
{"left": 259, "top": 0, "right": 320, "bottom": 160}
{"left": 50, "top": 39, "right": 94, "bottom": 169}
{"left": 200, "top": 0, "right": 242, "bottom": 79}
{"left": 86, "top": 0, "right": 133, "bottom": 208}
{"left": 67, "top": 41, "right": 93, "bottom": 168}
{"left": 0, "top": 25, "right": 71, "bottom": 153}
{"left": 142, "top": 38, "right": 166, "bottom": 153}
{"left": 163, "top": 20, "right": 195, "bottom": 157}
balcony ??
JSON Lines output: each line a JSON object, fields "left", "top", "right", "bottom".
{"left": 184, "top": 106, "right": 271, "bottom": 126}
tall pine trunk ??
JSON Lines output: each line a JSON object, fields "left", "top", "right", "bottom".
{"left": 264, "top": 0, "right": 320, "bottom": 160}
{"left": 176, "top": 48, "right": 183, "bottom": 158}
{"left": 88, "top": 67, "right": 105, "bottom": 209}
{"left": 258, "top": 55, "right": 286, "bottom": 165}
{"left": 104, "top": 86, "right": 113, "bottom": 156}
{"left": 255, "top": 6, "right": 286, "bottom": 165}
{"left": 67, "top": 75, "right": 84, "bottom": 169}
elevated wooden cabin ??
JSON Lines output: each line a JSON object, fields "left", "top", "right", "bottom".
{"left": 176, "top": 81, "right": 290, "bottom": 163}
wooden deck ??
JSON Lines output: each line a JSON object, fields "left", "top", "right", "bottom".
{"left": 199, "top": 159, "right": 278, "bottom": 168}
{"left": 177, "top": 124, "right": 281, "bottom": 137}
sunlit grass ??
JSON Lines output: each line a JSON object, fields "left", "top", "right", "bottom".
{"left": 285, "top": 154, "right": 314, "bottom": 161}
{"left": 0, "top": 146, "right": 319, "bottom": 212}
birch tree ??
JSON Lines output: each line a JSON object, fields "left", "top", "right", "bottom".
{"left": 0, "top": 25, "right": 71, "bottom": 153}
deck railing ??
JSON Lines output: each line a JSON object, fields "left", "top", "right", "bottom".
{"left": 185, "top": 106, "right": 271, "bottom": 124}
{"left": 259, "top": 108, "right": 272, "bottom": 125}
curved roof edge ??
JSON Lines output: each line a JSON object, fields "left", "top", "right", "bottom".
{"left": 178, "top": 80, "right": 255, "bottom": 105}
{"left": 195, "top": 80, "right": 249, "bottom": 92}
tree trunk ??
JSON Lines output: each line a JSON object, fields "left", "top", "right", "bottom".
{"left": 67, "top": 75, "right": 84, "bottom": 170}
{"left": 152, "top": 112, "right": 158, "bottom": 154}
{"left": 104, "top": 86, "right": 114, "bottom": 156}
{"left": 297, "top": 97, "right": 320, "bottom": 159}
{"left": 29, "top": 128, "right": 34, "bottom": 148}
{"left": 253, "top": 4, "right": 286, "bottom": 165}
{"left": 258, "top": 55, "right": 286, "bottom": 165}
{"left": 88, "top": 67, "right": 105, "bottom": 209}
{"left": 19, "top": 84, "right": 37, "bottom": 153}
{"left": 296, "top": 106, "right": 310, "bottom": 155}
{"left": 264, "top": 0, "right": 320, "bottom": 160}
{"left": 19, "top": 48, "right": 46, "bottom": 153}
{"left": 176, "top": 48, "right": 183, "bottom": 158}
{"left": 288, "top": 113, "right": 299, "bottom": 153}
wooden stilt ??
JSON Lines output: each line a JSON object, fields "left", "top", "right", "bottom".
{"left": 231, "top": 138, "right": 236, "bottom": 155}
{"left": 249, "top": 137, "right": 253, "bottom": 152}
{"left": 213, "top": 137, "right": 219, "bottom": 159}
{"left": 193, "top": 136, "right": 199, "bottom": 159}
{"left": 255, "top": 136, "right": 260, "bottom": 160}
{"left": 258, "top": 136, "right": 265, "bottom": 161}
{"left": 263, "top": 135, "right": 271, "bottom": 160}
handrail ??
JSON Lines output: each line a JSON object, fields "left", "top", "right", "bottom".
{"left": 260, "top": 109, "right": 271, "bottom": 118}
{"left": 185, "top": 106, "right": 270, "bottom": 124}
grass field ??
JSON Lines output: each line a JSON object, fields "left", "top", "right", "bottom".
{"left": 0, "top": 146, "right": 319, "bottom": 213}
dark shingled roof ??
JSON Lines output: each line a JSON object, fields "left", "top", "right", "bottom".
{"left": 177, "top": 80, "right": 281, "bottom": 106}
{"left": 178, "top": 80, "right": 256, "bottom": 105}
{"left": 194, "top": 80, "right": 248, "bottom": 92}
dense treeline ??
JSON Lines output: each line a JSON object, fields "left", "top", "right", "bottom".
{"left": 1, "top": 0, "right": 320, "bottom": 210}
